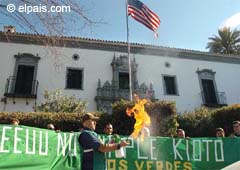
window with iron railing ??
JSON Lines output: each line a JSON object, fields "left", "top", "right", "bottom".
{"left": 4, "top": 76, "right": 38, "bottom": 98}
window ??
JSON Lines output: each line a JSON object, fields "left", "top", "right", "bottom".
{"left": 196, "top": 69, "right": 224, "bottom": 106}
{"left": 163, "top": 75, "right": 178, "bottom": 95}
{"left": 66, "top": 68, "right": 83, "bottom": 89}
{"left": 4, "top": 53, "right": 40, "bottom": 98}
{"left": 201, "top": 79, "right": 217, "bottom": 104}
{"left": 119, "top": 72, "right": 129, "bottom": 89}
{"left": 15, "top": 65, "right": 35, "bottom": 95}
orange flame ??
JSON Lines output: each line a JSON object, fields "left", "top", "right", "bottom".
{"left": 126, "top": 94, "right": 151, "bottom": 140}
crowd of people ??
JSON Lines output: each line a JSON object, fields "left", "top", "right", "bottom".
{"left": 177, "top": 120, "right": 240, "bottom": 138}
{"left": 78, "top": 112, "right": 240, "bottom": 170}
{"left": 9, "top": 116, "right": 239, "bottom": 139}
{"left": 2, "top": 90, "right": 239, "bottom": 170}
{"left": 6, "top": 112, "right": 240, "bottom": 170}
{"left": 9, "top": 117, "right": 61, "bottom": 132}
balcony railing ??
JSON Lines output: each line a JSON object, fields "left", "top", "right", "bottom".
{"left": 4, "top": 76, "right": 39, "bottom": 98}
{"left": 201, "top": 91, "right": 227, "bottom": 107}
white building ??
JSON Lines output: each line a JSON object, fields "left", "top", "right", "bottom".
{"left": 1, "top": 26, "right": 240, "bottom": 113}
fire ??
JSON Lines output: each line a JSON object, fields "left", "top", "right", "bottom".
{"left": 126, "top": 94, "right": 151, "bottom": 140}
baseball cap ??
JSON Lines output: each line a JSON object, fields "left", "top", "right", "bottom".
{"left": 82, "top": 112, "right": 99, "bottom": 123}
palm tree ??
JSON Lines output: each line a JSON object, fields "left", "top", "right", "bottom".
{"left": 206, "top": 27, "right": 240, "bottom": 55}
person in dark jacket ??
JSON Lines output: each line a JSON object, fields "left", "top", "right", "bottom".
{"left": 79, "top": 112, "right": 128, "bottom": 170}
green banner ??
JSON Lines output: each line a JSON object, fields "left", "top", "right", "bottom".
{"left": 0, "top": 125, "right": 80, "bottom": 170}
{"left": 106, "top": 137, "right": 240, "bottom": 170}
{"left": 0, "top": 125, "right": 239, "bottom": 170}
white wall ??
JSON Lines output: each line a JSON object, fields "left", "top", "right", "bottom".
{"left": 135, "top": 53, "right": 240, "bottom": 112}
{"left": 0, "top": 42, "right": 116, "bottom": 112}
{"left": 1, "top": 42, "right": 240, "bottom": 113}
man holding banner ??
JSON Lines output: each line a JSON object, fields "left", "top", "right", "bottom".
{"left": 79, "top": 112, "right": 129, "bottom": 170}
{"left": 231, "top": 120, "right": 240, "bottom": 137}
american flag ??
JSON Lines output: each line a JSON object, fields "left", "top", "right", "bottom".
{"left": 128, "top": 0, "right": 160, "bottom": 35}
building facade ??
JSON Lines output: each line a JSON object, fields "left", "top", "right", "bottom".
{"left": 0, "top": 28, "right": 240, "bottom": 113}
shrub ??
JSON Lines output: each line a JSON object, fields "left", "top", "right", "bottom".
{"left": 0, "top": 112, "right": 83, "bottom": 132}
{"left": 0, "top": 99, "right": 177, "bottom": 136}
{"left": 146, "top": 101, "right": 177, "bottom": 136}
{"left": 35, "top": 89, "right": 87, "bottom": 113}
{"left": 177, "top": 105, "right": 240, "bottom": 137}
{"left": 177, "top": 107, "right": 214, "bottom": 137}
{"left": 211, "top": 104, "right": 240, "bottom": 136}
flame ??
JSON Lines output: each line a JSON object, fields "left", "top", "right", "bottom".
{"left": 126, "top": 94, "right": 151, "bottom": 140}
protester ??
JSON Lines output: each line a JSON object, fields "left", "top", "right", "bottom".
{"left": 230, "top": 120, "right": 240, "bottom": 137}
{"left": 104, "top": 123, "right": 114, "bottom": 144}
{"left": 216, "top": 127, "right": 225, "bottom": 137}
{"left": 10, "top": 118, "right": 20, "bottom": 126}
{"left": 104, "top": 123, "right": 113, "bottom": 135}
{"left": 47, "top": 123, "right": 55, "bottom": 130}
{"left": 176, "top": 129, "right": 185, "bottom": 138}
{"left": 79, "top": 112, "right": 129, "bottom": 170}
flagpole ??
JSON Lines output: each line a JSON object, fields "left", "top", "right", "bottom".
{"left": 125, "top": 0, "right": 133, "bottom": 101}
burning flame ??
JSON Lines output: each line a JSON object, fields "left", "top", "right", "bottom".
{"left": 126, "top": 94, "right": 151, "bottom": 140}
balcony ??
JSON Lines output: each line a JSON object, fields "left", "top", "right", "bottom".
{"left": 201, "top": 91, "right": 227, "bottom": 107}
{"left": 4, "top": 76, "right": 38, "bottom": 98}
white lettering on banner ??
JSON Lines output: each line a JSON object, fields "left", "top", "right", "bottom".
{"left": 14, "top": 127, "right": 23, "bottom": 154}
{"left": 193, "top": 140, "right": 201, "bottom": 161}
{"left": 58, "top": 133, "right": 67, "bottom": 156}
{"left": 173, "top": 138, "right": 225, "bottom": 162}
{"left": 215, "top": 140, "right": 224, "bottom": 162}
{"left": 68, "top": 133, "right": 73, "bottom": 155}
{"left": 125, "top": 137, "right": 134, "bottom": 150}
{"left": 0, "top": 126, "right": 11, "bottom": 153}
{"left": 0, "top": 125, "right": 226, "bottom": 163}
{"left": 57, "top": 133, "right": 77, "bottom": 156}
{"left": 186, "top": 139, "right": 190, "bottom": 161}
{"left": 106, "top": 136, "right": 114, "bottom": 158}
{"left": 137, "top": 138, "right": 148, "bottom": 159}
{"left": 26, "top": 129, "right": 36, "bottom": 154}
{"left": 173, "top": 139, "right": 183, "bottom": 160}
{"left": 202, "top": 140, "right": 212, "bottom": 161}
{"left": 67, "top": 133, "right": 77, "bottom": 156}
{"left": 73, "top": 134, "right": 77, "bottom": 156}
{"left": 108, "top": 137, "right": 158, "bottom": 161}
{"left": 150, "top": 138, "right": 157, "bottom": 160}
{"left": 39, "top": 131, "right": 48, "bottom": 155}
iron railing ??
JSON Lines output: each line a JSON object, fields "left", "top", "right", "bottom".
{"left": 201, "top": 91, "right": 227, "bottom": 106}
{"left": 4, "top": 76, "right": 38, "bottom": 98}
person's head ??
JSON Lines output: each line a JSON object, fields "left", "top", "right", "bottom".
{"left": 47, "top": 123, "right": 55, "bottom": 130}
{"left": 104, "top": 123, "right": 113, "bottom": 135}
{"left": 216, "top": 128, "right": 225, "bottom": 137}
{"left": 176, "top": 129, "right": 185, "bottom": 138}
{"left": 10, "top": 118, "right": 19, "bottom": 126}
{"left": 133, "top": 93, "right": 140, "bottom": 102}
{"left": 82, "top": 112, "right": 99, "bottom": 131}
{"left": 232, "top": 120, "right": 240, "bottom": 135}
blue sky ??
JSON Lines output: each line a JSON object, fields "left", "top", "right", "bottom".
{"left": 80, "top": 0, "right": 240, "bottom": 52}
{"left": 1, "top": 0, "right": 240, "bottom": 52}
